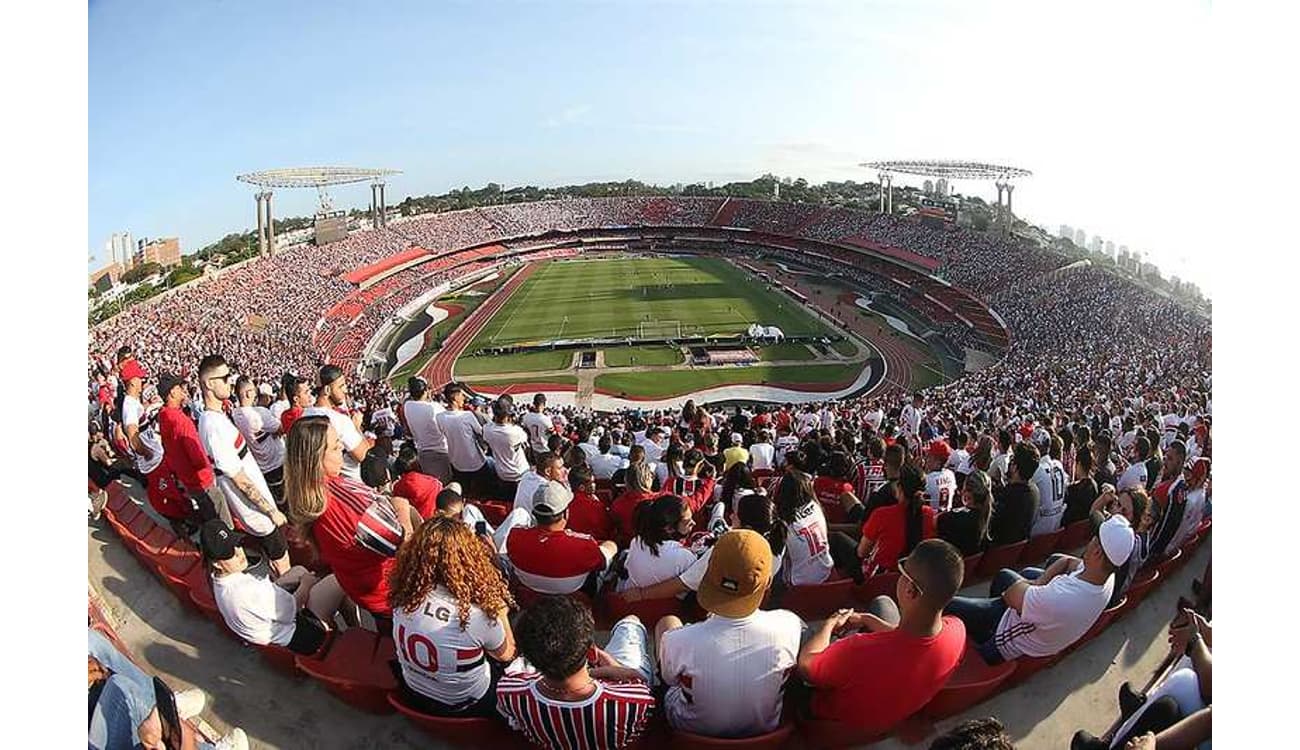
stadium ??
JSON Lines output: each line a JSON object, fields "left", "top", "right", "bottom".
{"left": 89, "top": 180, "right": 1212, "bottom": 749}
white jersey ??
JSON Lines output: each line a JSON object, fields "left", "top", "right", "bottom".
{"left": 749, "top": 442, "right": 775, "bottom": 471}
{"left": 303, "top": 406, "right": 366, "bottom": 481}
{"left": 198, "top": 409, "right": 276, "bottom": 536}
{"left": 796, "top": 412, "right": 820, "bottom": 436}
{"left": 120, "top": 394, "right": 165, "bottom": 475}
{"left": 512, "top": 470, "right": 546, "bottom": 515}
{"left": 993, "top": 568, "right": 1112, "bottom": 660}
{"left": 403, "top": 399, "right": 448, "bottom": 454}
{"left": 521, "top": 410, "right": 552, "bottom": 454}
{"left": 783, "top": 502, "right": 833, "bottom": 586}
{"left": 1117, "top": 462, "right": 1148, "bottom": 492}
{"left": 659, "top": 610, "right": 804, "bottom": 737}
{"left": 232, "top": 404, "right": 285, "bottom": 473}
{"left": 435, "top": 409, "right": 487, "bottom": 472}
{"left": 924, "top": 469, "right": 958, "bottom": 512}
{"left": 270, "top": 399, "right": 290, "bottom": 422}
{"left": 482, "top": 422, "right": 529, "bottom": 481}
{"left": 1030, "top": 457, "right": 1068, "bottom": 536}
{"left": 392, "top": 586, "right": 507, "bottom": 707}
{"left": 900, "top": 404, "right": 923, "bottom": 439}
{"left": 211, "top": 566, "right": 296, "bottom": 647}
{"left": 589, "top": 452, "right": 629, "bottom": 480}
{"left": 617, "top": 539, "right": 698, "bottom": 592}
{"left": 1160, "top": 414, "right": 1181, "bottom": 449}
{"left": 864, "top": 409, "right": 884, "bottom": 432}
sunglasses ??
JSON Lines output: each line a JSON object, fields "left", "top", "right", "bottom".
{"left": 898, "top": 557, "right": 925, "bottom": 598}
{"left": 207, "top": 371, "right": 236, "bottom": 384}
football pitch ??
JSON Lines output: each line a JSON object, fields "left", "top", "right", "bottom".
{"left": 466, "top": 256, "right": 833, "bottom": 349}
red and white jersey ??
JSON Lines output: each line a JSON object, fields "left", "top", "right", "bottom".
{"left": 198, "top": 408, "right": 275, "bottom": 536}
{"left": 392, "top": 586, "right": 506, "bottom": 707}
{"left": 121, "top": 394, "right": 165, "bottom": 475}
{"left": 924, "top": 469, "right": 958, "bottom": 512}
{"left": 496, "top": 673, "right": 655, "bottom": 750}
{"left": 1030, "top": 458, "right": 1068, "bottom": 536}
{"left": 900, "top": 405, "right": 923, "bottom": 439}
{"left": 231, "top": 404, "right": 285, "bottom": 473}
{"left": 659, "top": 610, "right": 803, "bottom": 737}
{"left": 783, "top": 502, "right": 834, "bottom": 586}
{"left": 507, "top": 527, "right": 612, "bottom": 594}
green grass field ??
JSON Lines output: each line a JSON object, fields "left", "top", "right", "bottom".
{"left": 595, "top": 363, "right": 860, "bottom": 399}
{"left": 756, "top": 343, "right": 815, "bottom": 361}
{"left": 462, "top": 375, "right": 579, "bottom": 388}
{"left": 467, "top": 257, "right": 833, "bottom": 349}
{"left": 454, "top": 349, "right": 573, "bottom": 376}
{"left": 602, "top": 345, "right": 684, "bottom": 368}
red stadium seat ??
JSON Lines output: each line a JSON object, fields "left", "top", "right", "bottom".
{"left": 1153, "top": 548, "right": 1183, "bottom": 579}
{"left": 256, "top": 643, "right": 301, "bottom": 677}
{"left": 669, "top": 722, "right": 795, "bottom": 749}
{"left": 1005, "top": 651, "right": 1063, "bottom": 688}
{"left": 854, "top": 572, "right": 900, "bottom": 604}
{"left": 602, "top": 593, "right": 686, "bottom": 631}
{"left": 975, "top": 541, "right": 1028, "bottom": 579}
{"left": 105, "top": 485, "right": 141, "bottom": 521}
{"left": 1017, "top": 530, "right": 1062, "bottom": 567}
{"left": 1119, "top": 570, "right": 1161, "bottom": 615}
{"left": 919, "top": 642, "right": 1018, "bottom": 720}
{"left": 512, "top": 584, "right": 596, "bottom": 615}
{"left": 796, "top": 718, "right": 888, "bottom": 749}
{"left": 295, "top": 629, "right": 397, "bottom": 714}
{"left": 121, "top": 510, "right": 162, "bottom": 554}
{"left": 961, "top": 553, "right": 983, "bottom": 586}
{"left": 474, "top": 501, "right": 511, "bottom": 527}
{"left": 386, "top": 692, "right": 522, "bottom": 748}
{"left": 1057, "top": 519, "right": 1092, "bottom": 552}
{"left": 778, "top": 578, "right": 855, "bottom": 620}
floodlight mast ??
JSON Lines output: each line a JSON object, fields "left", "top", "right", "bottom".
{"left": 235, "top": 167, "right": 401, "bottom": 255}
{"left": 861, "top": 160, "right": 1032, "bottom": 234}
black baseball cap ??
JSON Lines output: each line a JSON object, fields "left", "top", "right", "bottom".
{"left": 157, "top": 372, "right": 186, "bottom": 398}
{"left": 199, "top": 520, "right": 243, "bottom": 562}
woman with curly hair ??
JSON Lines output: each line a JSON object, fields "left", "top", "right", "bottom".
{"left": 388, "top": 515, "right": 517, "bottom": 716}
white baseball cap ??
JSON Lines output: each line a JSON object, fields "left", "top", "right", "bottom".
{"left": 1098, "top": 514, "right": 1135, "bottom": 566}
{"left": 730, "top": 432, "right": 744, "bottom": 446}
{"left": 532, "top": 480, "right": 573, "bottom": 517}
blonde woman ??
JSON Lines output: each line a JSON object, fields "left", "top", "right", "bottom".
{"left": 284, "top": 417, "right": 413, "bottom": 620}
{"left": 388, "top": 516, "right": 516, "bottom": 716}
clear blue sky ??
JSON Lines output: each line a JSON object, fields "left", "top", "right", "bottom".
{"left": 90, "top": 0, "right": 1214, "bottom": 291}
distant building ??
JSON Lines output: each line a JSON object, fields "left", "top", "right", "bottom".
{"left": 133, "top": 237, "right": 182, "bottom": 268}
{"left": 1118, "top": 244, "right": 1128, "bottom": 259}
{"left": 1090, "top": 236, "right": 1103, "bottom": 254}
{"left": 1059, "top": 224, "right": 1072, "bottom": 240}
{"left": 1105, "top": 240, "right": 1115, "bottom": 257}
{"left": 935, "top": 178, "right": 948, "bottom": 196}
{"left": 89, "top": 262, "right": 124, "bottom": 292}
{"left": 1074, "top": 228, "right": 1086, "bottom": 247}
{"left": 923, "top": 179, "right": 934, "bottom": 195}
{"left": 107, "top": 232, "right": 136, "bottom": 270}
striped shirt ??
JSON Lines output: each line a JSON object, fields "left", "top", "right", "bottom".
{"left": 496, "top": 673, "right": 655, "bottom": 750}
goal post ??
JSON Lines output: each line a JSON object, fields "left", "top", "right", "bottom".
{"left": 638, "top": 320, "right": 682, "bottom": 339}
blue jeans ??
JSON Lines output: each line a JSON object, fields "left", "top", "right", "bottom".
{"left": 605, "top": 616, "right": 656, "bottom": 686}
{"left": 943, "top": 555, "right": 1066, "bottom": 664}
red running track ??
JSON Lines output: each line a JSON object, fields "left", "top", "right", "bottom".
{"left": 418, "top": 264, "right": 539, "bottom": 388}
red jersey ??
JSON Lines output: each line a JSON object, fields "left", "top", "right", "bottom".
{"left": 156, "top": 405, "right": 214, "bottom": 492}
{"left": 806, "top": 616, "right": 966, "bottom": 733}
{"left": 813, "top": 476, "right": 855, "bottom": 525}
{"left": 567, "top": 490, "right": 615, "bottom": 542}
{"left": 610, "top": 489, "right": 661, "bottom": 548}
{"left": 312, "top": 476, "right": 402, "bottom": 615}
{"left": 507, "top": 526, "right": 609, "bottom": 595}
{"left": 391, "top": 470, "right": 443, "bottom": 519}
{"left": 279, "top": 406, "right": 304, "bottom": 438}
{"left": 496, "top": 672, "right": 655, "bottom": 750}
{"left": 861, "top": 503, "right": 937, "bottom": 574}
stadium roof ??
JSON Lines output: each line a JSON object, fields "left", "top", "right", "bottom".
{"left": 862, "top": 160, "right": 1032, "bottom": 181}
{"left": 236, "top": 166, "right": 401, "bottom": 188}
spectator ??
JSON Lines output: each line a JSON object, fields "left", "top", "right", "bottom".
{"left": 304, "top": 365, "right": 372, "bottom": 483}
{"left": 655, "top": 529, "right": 804, "bottom": 738}
{"left": 749, "top": 429, "right": 776, "bottom": 473}
{"left": 512, "top": 450, "right": 567, "bottom": 516}
{"left": 390, "top": 442, "right": 444, "bottom": 520}
{"left": 814, "top": 452, "right": 865, "bottom": 526}
{"left": 276, "top": 375, "right": 313, "bottom": 439}
{"left": 497, "top": 596, "right": 656, "bottom": 750}
{"left": 945, "top": 515, "right": 1132, "bottom": 664}
{"left": 200, "top": 519, "right": 345, "bottom": 654}
{"left": 1118, "top": 436, "right": 1151, "bottom": 492}
{"left": 89, "top": 628, "right": 248, "bottom": 750}
{"left": 1030, "top": 434, "right": 1068, "bottom": 537}
{"left": 923, "top": 440, "right": 959, "bottom": 512}
{"left": 929, "top": 718, "right": 1016, "bottom": 749}
{"left": 860, "top": 464, "right": 937, "bottom": 576}
{"left": 1063, "top": 447, "right": 1099, "bottom": 527}
{"left": 507, "top": 481, "right": 617, "bottom": 595}
{"left": 566, "top": 463, "right": 615, "bottom": 542}
{"left": 589, "top": 434, "right": 629, "bottom": 481}
{"left": 154, "top": 371, "right": 231, "bottom": 528}
{"left": 401, "top": 376, "right": 451, "bottom": 482}
{"left": 798, "top": 539, "right": 967, "bottom": 735}
{"left": 231, "top": 375, "right": 286, "bottom": 504}
{"left": 611, "top": 461, "right": 661, "bottom": 547}
{"left": 988, "top": 443, "right": 1041, "bottom": 546}
{"left": 773, "top": 470, "right": 837, "bottom": 586}
{"left": 284, "top": 416, "right": 411, "bottom": 622}
{"left": 435, "top": 383, "right": 493, "bottom": 497}
{"left": 988, "top": 429, "right": 1014, "bottom": 489}
{"left": 482, "top": 395, "right": 530, "bottom": 499}
{"left": 196, "top": 355, "right": 290, "bottom": 577}
{"left": 388, "top": 516, "right": 517, "bottom": 717}
{"left": 521, "top": 393, "right": 553, "bottom": 456}
{"left": 430, "top": 483, "right": 496, "bottom": 538}
{"left": 722, "top": 432, "right": 749, "bottom": 472}
{"left": 938, "top": 469, "right": 994, "bottom": 556}
{"left": 617, "top": 495, "right": 698, "bottom": 591}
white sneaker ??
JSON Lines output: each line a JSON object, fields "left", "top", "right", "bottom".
{"left": 213, "top": 728, "right": 248, "bottom": 750}
{"left": 89, "top": 490, "right": 109, "bottom": 520}
{"left": 174, "top": 688, "right": 206, "bottom": 720}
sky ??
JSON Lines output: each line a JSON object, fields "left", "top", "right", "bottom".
{"left": 89, "top": 0, "right": 1215, "bottom": 293}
